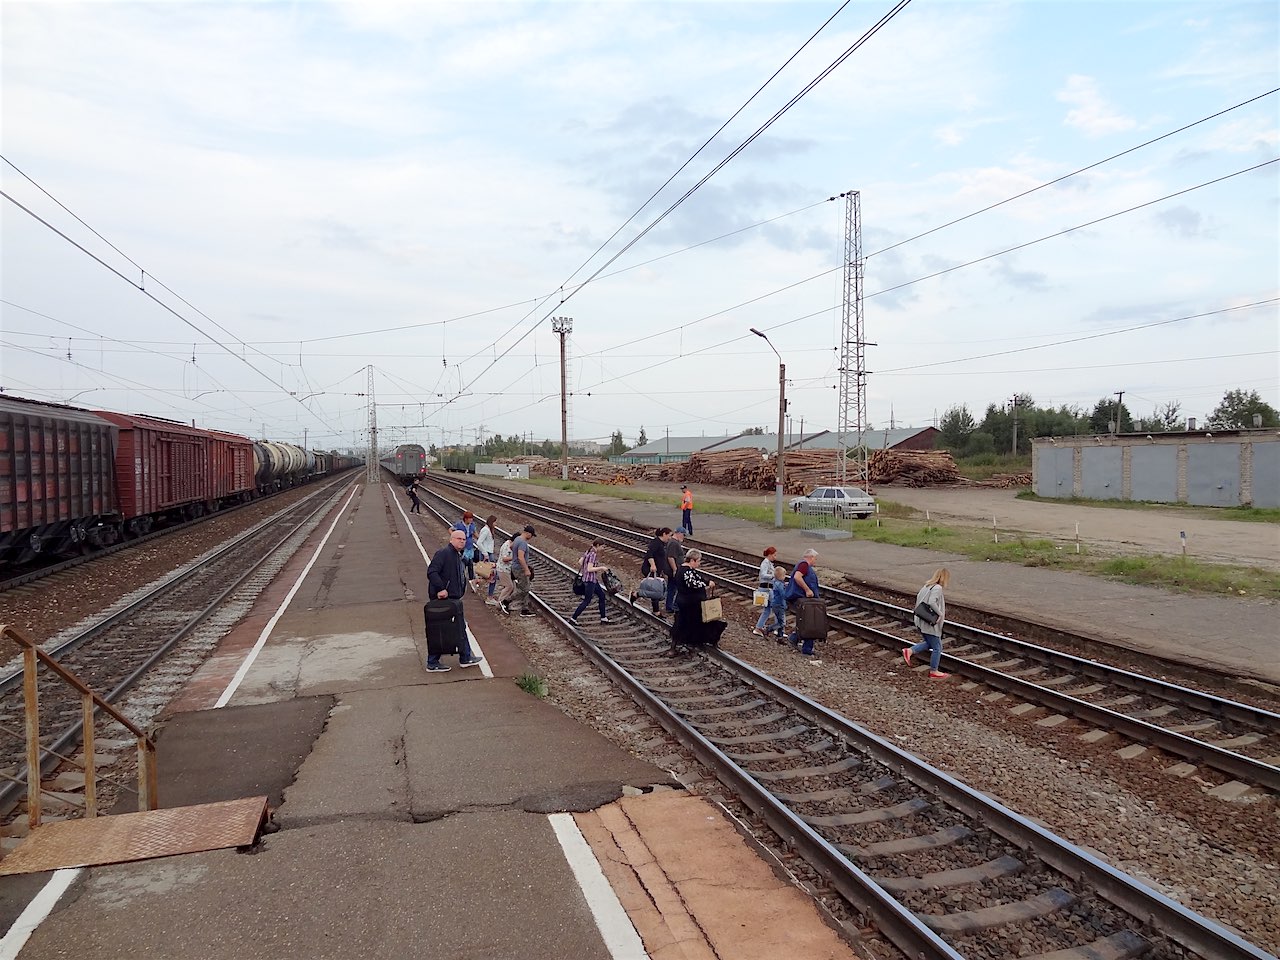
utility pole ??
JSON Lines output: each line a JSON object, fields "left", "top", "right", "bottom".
{"left": 1113, "top": 390, "right": 1125, "bottom": 435}
{"left": 552, "top": 316, "right": 573, "bottom": 479}
{"left": 665, "top": 427, "right": 669, "bottom": 455}
{"left": 1010, "top": 395, "right": 1020, "bottom": 455}
{"left": 303, "top": 427, "right": 308, "bottom": 451}
{"left": 365, "top": 365, "right": 378, "bottom": 484}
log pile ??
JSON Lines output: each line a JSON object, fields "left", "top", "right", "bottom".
{"left": 866, "top": 449, "right": 961, "bottom": 487}
{"left": 981, "top": 473, "right": 1032, "bottom": 488}
{"left": 498, "top": 456, "right": 637, "bottom": 485}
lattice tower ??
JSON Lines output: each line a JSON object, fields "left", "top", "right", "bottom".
{"left": 835, "top": 190, "right": 867, "bottom": 487}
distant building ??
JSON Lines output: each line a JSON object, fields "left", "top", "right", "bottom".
{"left": 784, "top": 427, "right": 939, "bottom": 452}
{"left": 1032, "top": 429, "right": 1278, "bottom": 507}
{"left": 572, "top": 439, "right": 606, "bottom": 454}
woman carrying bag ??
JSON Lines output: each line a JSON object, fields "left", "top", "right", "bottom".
{"left": 471, "top": 514, "right": 497, "bottom": 594}
{"left": 669, "top": 550, "right": 726, "bottom": 655}
{"left": 630, "top": 527, "right": 672, "bottom": 615}
{"left": 903, "top": 568, "right": 951, "bottom": 679}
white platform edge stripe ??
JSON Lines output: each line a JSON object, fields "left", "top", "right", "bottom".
{"left": 1, "top": 485, "right": 363, "bottom": 953}
{"left": 388, "top": 482, "right": 493, "bottom": 678}
{"left": 0, "top": 866, "right": 80, "bottom": 957}
{"left": 548, "top": 813, "right": 650, "bottom": 960}
{"left": 214, "top": 483, "right": 360, "bottom": 708}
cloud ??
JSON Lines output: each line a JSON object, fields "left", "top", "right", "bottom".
{"left": 1057, "top": 75, "right": 1136, "bottom": 138}
{"left": 1153, "top": 205, "right": 1211, "bottom": 239}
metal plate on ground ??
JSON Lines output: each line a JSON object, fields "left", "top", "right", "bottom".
{"left": 0, "top": 796, "right": 268, "bottom": 876}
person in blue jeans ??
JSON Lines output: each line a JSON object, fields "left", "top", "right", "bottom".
{"left": 752, "top": 565, "right": 788, "bottom": 639}
{"left": 903, "top": 568, "right": 950, "bottom": 679}
{"left": 784, "top": 549, "right": 821, "bottom": 655}
{"left": 570, "top": 538, "right": 613, "bottom": 625}
{"left": 425, "top": 529, "right": 483, "bottom": 672}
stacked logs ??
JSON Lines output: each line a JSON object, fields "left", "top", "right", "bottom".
{"left": 493, "top": 446, "right": 965, "bottom": 491}
{"left": 865, "top": 449, "right": 962, "bottom": 487}
{"left": 981, "top": 473, "right": 1032, "bottom": 488}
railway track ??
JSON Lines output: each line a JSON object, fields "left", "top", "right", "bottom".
{"left": 424, "top": 474, "right": 1280, "bottom": 796}
{"left": 0, "top": 469, "right": 361, "bottom": 594}
{"left": 0, "top": 475, "right": 355, "bottom": 819}
{"left": 414, "top": 482, "right": 1272, "bottom": 960}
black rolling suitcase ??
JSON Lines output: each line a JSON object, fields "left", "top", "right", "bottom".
{"left": 795, "top": 597, "right": 828, "bottom": 641}
{"left": 424, "top": 598, "right": 463, "bottom": 658}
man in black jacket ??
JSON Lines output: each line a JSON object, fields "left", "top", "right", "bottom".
{"left": 426, "top": 529, "right": 483, "bottom": 672}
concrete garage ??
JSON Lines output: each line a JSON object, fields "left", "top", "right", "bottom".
{"left": 1032, "top": 429, "right": 1279, "bottom": 508}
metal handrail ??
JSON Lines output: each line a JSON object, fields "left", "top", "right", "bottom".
{"left": 0, "top": 623, "right": 157, "bottom": 850}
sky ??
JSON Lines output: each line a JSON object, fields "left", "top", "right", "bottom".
{"left": 2, "top": 0, "right": 1277, "bottom": 453}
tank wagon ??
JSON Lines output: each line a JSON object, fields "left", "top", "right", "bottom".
{"left": 0, "top": 394, "right": 362, "bottom": 567}
{"left": 379, "top": 443, "right": 428, "bottom": 481}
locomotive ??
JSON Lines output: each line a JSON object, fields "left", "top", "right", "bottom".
{"left": 379, "top": 443, "right": 428, "bottom": 481}
{"left": 0, "top": 395, "right": 361, "bottom": 567}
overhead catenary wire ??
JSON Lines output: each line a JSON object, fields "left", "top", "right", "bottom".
{"left": 441, "top": 0, "right": 914, "bottom": 409}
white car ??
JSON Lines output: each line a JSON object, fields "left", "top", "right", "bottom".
{"left": 789, "top": 485, "right": 876, "bottom": 519}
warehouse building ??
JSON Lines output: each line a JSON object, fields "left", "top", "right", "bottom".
{"left": 1031, "top": 430, "right": 1279, "bottom": 508}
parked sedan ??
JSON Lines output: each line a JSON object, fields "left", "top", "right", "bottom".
{"left": 788, "top": 485, "right": 876, "bottom": 519}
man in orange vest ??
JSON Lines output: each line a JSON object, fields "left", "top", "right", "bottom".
{"left": 680, "top": 485, "right": 694, "bottom": 538}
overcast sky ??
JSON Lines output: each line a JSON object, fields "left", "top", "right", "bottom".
{"left": 2, "top": 0, "right": 1277, "bottom": 452}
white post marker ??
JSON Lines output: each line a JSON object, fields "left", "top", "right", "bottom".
{"left": 389, "top": 485, "right": 493, "bottom": 678}
{"left": 215, "top": 485, "right": 360, "bottom": 708}
{"left": 548, "top": 813, "right": 649, "bottom": 960}
{"left": 1180, "top": 530, "right": 1187, "bottom": 558}
{"left": 1075, "top": 522, "right": 1081, "bottom": 554}
{"left": 993, "top": 515, "right": 998, "bottom": 544}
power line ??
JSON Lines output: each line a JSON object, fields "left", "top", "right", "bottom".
{"left": 865, "top": 86, "right": 1279, "bottom": 260}
{"left": 0, "top": 180, "right": 332, "bottom": 429}
{"left": 444, "top": 0, "right": 913, "bottom": 407}
{"left": 875, "top": 298, "right": 1278, "bottom": 373}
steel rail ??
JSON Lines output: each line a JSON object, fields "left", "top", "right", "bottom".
{"left": 419, "top": 481, "right": 1272, "bottom": 960}
{"left": 427, "top": 474, "right": 1280, "bottom": 788}
{"left": 0, "top": 468, "right": 362, "bottom": 594}
{"left": 0, "top": 479, "right": 355, "bottom": 818}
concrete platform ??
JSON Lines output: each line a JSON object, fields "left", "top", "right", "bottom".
{"left": 2, "top": 481, "right": 862, "bottom": 960}
{"left": 464, "top": 477, "right": 1280, "bottom": 687}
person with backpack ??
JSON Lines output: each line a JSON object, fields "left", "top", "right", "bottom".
{"left": 783, "top": 548, "right": 822, "bottom": 655}
{"left": 570, "top": 538, "right": 613, "bottom": 625}
{"left": 903, "top": 568, "right": 951, "bottom": 679}
{"left": 406, "top": 479, "right": 423, "bottom": 514}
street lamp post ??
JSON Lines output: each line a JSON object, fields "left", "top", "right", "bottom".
{"left": 750, "top": 328, "right": 785, "bottom": 528}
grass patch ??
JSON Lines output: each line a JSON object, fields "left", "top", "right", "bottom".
{"left": 1097, "top": 556, "right": 1280, "bottom": 598}
{"left": 952, "top": 453, "right": 1031, "bottom": 481}
{"left": 515, "top": 672, "right": 549, "bottom": 698}
{"left": 1016, "top": 491, "right": 1280, "bottom": 523}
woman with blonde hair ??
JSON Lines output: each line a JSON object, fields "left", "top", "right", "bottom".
{"left": 903, "top": 568, "right": 950, "bottom": 679}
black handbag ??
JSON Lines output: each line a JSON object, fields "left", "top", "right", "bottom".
{"left": 572, "top": 573, "right": 585, "bottom": 596}
{"left": 913, "top": 600, "right": 939, "bottom": 625}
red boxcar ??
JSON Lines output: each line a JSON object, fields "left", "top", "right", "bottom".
{"left": 92, "top": 412, "right": 252, "bottom": 529}
{"left": 206, "top": 428, "right": 256, "bottom": 501}
{"left": 0, "top": 397, "right": 118, "bottom": 563}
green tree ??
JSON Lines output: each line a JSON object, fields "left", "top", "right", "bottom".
{"left": 937, "top": 404, "right": 976, "bottom": 449}
{"left": 608, "top": 430, "right": 627, "bottom": 456}
{"left": 1207, "top": 389, "right": 1279, "bottom": 429}
{"left": 963, "top": 432, "right": 995, "bottom": 456}
{"left": 637, "top": 426, "right": 648, "bottom": 447}
{"left": 1136, "top": 400, "right": 1183, "bottom": 433}
{"left": 1088, "top": 397, "right": 1133, "bottom": 434}
{"left": 978, "top": 403, "right": 1013, "bottom": 452}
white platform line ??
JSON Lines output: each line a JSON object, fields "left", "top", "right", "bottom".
{"left": 0, "top": 486, "right": 363, "bottom": 954}
{"left": 548, "top": 813, "right": 649, "bottom": 960}
{"left": 388, "top": 483, "right": 493, "bottom": 678}
{"left": 214, "top": 484, "right": 359, "bottom": 708}
{"left": 0, "top": 867, "right": 80, "bottom": 958}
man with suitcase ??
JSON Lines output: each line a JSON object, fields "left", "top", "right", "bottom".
{"left": 784, "top": 548, "right": 827, "bottom": 657}
{"left": 425, "top": 529, "right": 484, "bottom": 672}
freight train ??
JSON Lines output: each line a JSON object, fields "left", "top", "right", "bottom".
{"left": 379, "top": 443, "right": 428, "bottom": 481}
{"left": 0, "top": 395, "right": 361, "bottom": 567}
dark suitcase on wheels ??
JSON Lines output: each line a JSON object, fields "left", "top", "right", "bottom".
{"left": 424, "top": 598, "right": 463, "bottom": 657}
{"left": 795, "top": 598, "right": 828, "bottom": 641}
